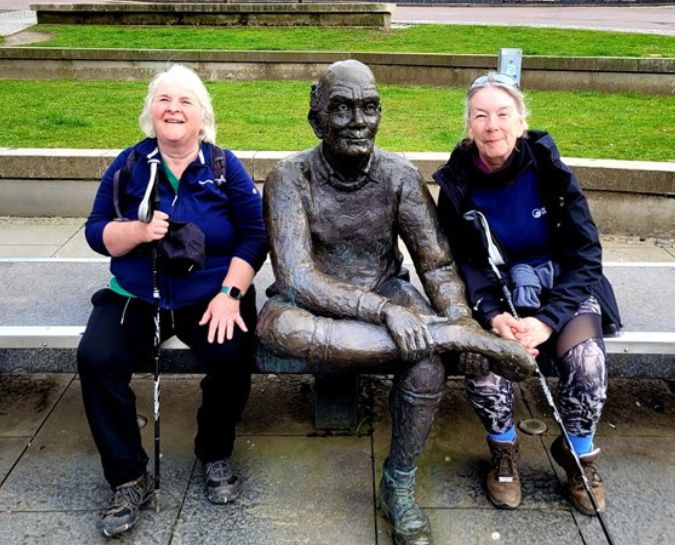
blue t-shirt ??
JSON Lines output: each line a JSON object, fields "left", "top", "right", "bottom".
{"left": 469, "top": 167, "right": 551, "bottom": 265}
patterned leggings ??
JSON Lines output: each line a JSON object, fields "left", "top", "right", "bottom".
{"left": 465, "top": 298, "right": 608, "bottom": 437}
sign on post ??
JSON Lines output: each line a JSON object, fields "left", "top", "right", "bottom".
{"left": 498, "top": 48, "right": 522, "bottom": 87}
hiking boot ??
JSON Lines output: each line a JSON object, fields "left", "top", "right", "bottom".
{"left": 379, "top": 465, "right": 433, "bottom": 545}
{"left": 205, "top": 458, "right": 241, "bottom": 505}
{"left": 551, "top": 435, "right": 606, "bottom": 516}
{"left": 99, "top": 472, "right": 153, "bottom": 537}
{"left": 486, "top": 439, "right": 521, "bottom": 509}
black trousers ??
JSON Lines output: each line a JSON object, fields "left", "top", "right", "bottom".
{"left": 77, "top": 288, "right": 256, "bottom": 488}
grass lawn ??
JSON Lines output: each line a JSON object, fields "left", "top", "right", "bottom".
{"left": 16, "top": 24, "right": 675, "bottom": 57}
{"left": 1, "top": 80, "right": 673, "bottom": 161}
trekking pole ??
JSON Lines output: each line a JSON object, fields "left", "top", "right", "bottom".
{"left": 463, "top": 210, "right": 615, "bottom": 545}
{"left": 151, "top": 244, "right": 161, "bottom": 513}
{"left": 534, "top": 367, "right": 614, "bottom": 545}
{"left": 139, "top": 155, "right": 162, "bottom": 513}
{"left": 525, "top": 322, "right": 615, "bottom": 543}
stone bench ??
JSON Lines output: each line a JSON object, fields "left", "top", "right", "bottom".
{"left": 31, "top": 2, "right": 394, "bottom": 28}
{"left": 1, "top": 259, "right": 674, "bottom": 429}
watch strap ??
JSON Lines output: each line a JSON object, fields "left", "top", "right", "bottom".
{"left": 220, "top": 285, "right": 244, "bottom": 300}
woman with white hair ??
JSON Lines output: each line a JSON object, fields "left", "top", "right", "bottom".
{"left": 433, "top": 73, "right": 621, "bottom": 516}
{"left": 78, "top": 64, "right": 267, "bottom": 537}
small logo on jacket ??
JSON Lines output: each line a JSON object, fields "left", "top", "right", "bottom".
{"left": 198, "top": 175, "right": 226, "bottom": 187}
{"left": 531, "top": 207, "right": 547, "bottom": 219}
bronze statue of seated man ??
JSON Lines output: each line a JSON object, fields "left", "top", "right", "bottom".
{"left": 256, "top": 60, "right": 534, "bottom": 545}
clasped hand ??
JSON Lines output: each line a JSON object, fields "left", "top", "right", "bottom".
{"left": 199, "top": 293, "right": 248, "bottom": 344}
{"left": 137, "top": 210, "right": 170, "bottom": 242}
{"left": 490, "top": 313, "right": 553, "bottom": 357}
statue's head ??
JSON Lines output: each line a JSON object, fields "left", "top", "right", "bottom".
{"left": 308, "top": 60, "right": 381, "bottom": 159}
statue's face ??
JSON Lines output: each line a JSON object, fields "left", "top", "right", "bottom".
{"left": 317, "top": 65, "right": 381, "bottom": 158}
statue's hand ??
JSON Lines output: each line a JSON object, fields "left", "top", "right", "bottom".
{"left": 443, "top": 304, "right": 471, "bottom": 323}
{"left": 382, "top": 304, "right": 434, "bottom": 362}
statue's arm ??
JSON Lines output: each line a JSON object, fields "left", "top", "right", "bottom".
{"left": 397, "top": 169, "right": 471, "bottom": 320}
{"left": 265, "top": 166, "right": 389, "bottom": 324}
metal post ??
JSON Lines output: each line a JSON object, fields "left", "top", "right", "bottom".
{"left": 498, "top": 48, "right": 523, "bottom": 86}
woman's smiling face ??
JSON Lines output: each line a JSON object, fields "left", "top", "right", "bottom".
{"left": 150, "top": 81, "right": 203, "bottom": 148}
{"left": 468, "top": 85, "right": 525, "bottom": 171}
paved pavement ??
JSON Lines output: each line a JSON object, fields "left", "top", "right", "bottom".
{"left": 0, "top": 218, "right": 674, "bottom": 544}
{"left": 2, "top": 371, "right": 674, "bottom": 545}
{"left": 1, "top": 216, "right": 673, "bottom": 261}
{"left": 0, "top": 9, "right": 33, "bottom": 36}
{"left": 394, "top": 5, "right": 675, "bottom": 35}
{"left": 0, "top": 212, "right": 670, "bottom": 277}
{"left": 2, "top": 4, "right": 675, "bottom": 37}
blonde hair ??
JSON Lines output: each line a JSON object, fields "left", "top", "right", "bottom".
{"left": 464, "top": 72, "right": 529, "bottom": 139}
{"left": 139, "top": 64, "right": 216, "bottom": 144}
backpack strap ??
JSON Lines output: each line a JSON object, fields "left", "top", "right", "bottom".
{"left": 113, "top": 143, "right": 227, "bottom": 220}
{"left": 209, "top": 144, "right": 227, "bottom": 187}
{"left": 112, "top": 149, "right": 139, "bottom": 220}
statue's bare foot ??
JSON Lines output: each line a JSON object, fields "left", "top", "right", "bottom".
{"left": 486, "top": 338, "right": 536, "bottom": 382}
{"left": 427, "top": 319, "right": 536, "bottom": 381}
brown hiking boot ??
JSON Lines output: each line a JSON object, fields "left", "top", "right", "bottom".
{"left": 486, "top": 439, "right": 521, "bottom": 509}
{"left": 550, "top": 435, "right": 606, "bottom": 516}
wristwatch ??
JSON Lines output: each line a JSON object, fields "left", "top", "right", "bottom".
{"left": 220, "top": 285, "right": 244, "bottom": 300}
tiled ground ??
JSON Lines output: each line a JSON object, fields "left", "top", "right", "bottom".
{"left": 1, "top": 373, "right": 674, "bottom": 545}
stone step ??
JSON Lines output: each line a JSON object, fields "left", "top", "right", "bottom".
{"left": 31, "top": 2, "right": 393, "bottom": 27}
{"left": 1, "top": 47, "right": 672, "bottom": 95}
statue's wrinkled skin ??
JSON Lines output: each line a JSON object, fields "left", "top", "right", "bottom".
{"left": 256, "top": 60, "right": 533, "bottom": 545}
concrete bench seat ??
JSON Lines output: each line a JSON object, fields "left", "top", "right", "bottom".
{"left": 2, "top": 326, "right": 674, "bottom": 368}
{"left": 1, "top": 259, "right": 674, "bottom": 428}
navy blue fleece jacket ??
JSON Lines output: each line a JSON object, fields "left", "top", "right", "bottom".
{"left": 433, "top": 131, "right": 621, "bottom": 335}
{"left": 86, "top": 138, "right": 268, "bottom": 309}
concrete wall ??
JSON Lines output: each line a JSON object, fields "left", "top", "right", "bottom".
{"left": 33, "top": 2, "right": 393, "bottom": 28}
{"left": 1, "top": 49, "right": 673, "bottom": 94}
{"left": 1, "top": 148, "right": 672, "bottom": 237}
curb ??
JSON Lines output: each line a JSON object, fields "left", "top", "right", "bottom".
{"left": 1, "top": 47, "right": 673, "bottom": 94}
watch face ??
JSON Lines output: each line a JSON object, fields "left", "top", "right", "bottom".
{"left": 229, "top": 286, "right": 242, "bottom": 300}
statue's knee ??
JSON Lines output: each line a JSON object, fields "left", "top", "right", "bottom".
{"left": 255, "top": 296, "right": 287, "bottom": 340}
{"left": 257, "top": 298, "right": 338, "bottom": 363}
{"left": 398, "top": 356, "right": 445, "bottom": 400}
{"left": 258, "top": 298, "right": 312, "bottom": 347}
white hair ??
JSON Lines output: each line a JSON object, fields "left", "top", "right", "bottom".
{"left": 138, "top": 64, "right": 216, "bottom": 144}
{"left": 464, "top": 71, "right": 529, "bottom": 139}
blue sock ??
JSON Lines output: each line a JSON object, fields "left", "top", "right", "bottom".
{"left": 488, "top": 425, "right": 517, "bottom": 444}
{"left": 567, "top": 434, "right": 594, "bottom": 456}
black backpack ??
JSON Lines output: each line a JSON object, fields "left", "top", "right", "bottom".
{"left": 112, "top": 141, "right": 227, "bottom": 219}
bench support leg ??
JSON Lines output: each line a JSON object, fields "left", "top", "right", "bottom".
{"left": 314, "top": 372, "right": 359, "bottom": 431}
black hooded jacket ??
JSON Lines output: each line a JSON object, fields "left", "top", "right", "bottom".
{"left": 433, "top": 130, "right": 621, "bottom": 335}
